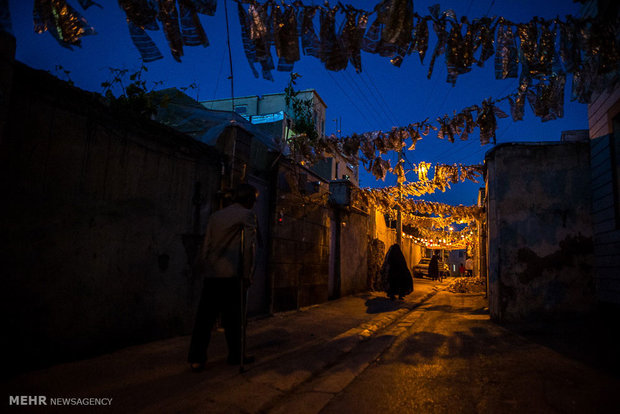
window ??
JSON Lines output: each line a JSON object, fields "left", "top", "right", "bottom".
{"left": 234, "top": 105, "right": 247, "bottom": 114}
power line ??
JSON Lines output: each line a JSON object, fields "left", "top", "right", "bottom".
{"left": 455, "top": 142, "right": 490, "bottom": 163}
{"left": 361, "top": 70, "right": 399, "bottom": 126}
{"left": 485, "top": 0, "right": 496, "bottom": 17}
{"left": 326, "top": 70, "right": 374, "bottom": 130}
{"left": 346, "top": 68, "right": 398, "bottom": 129}
{"left": 429, "top": 139, "right": 478, "bottom": 164}
{"left": 209, "top": 49, "right": 227, "bottom": 105}
{"left": 342, "top": 70, "right": 390, "bottom": 128}
{"left": 338, "top": 71, "right": 388, "bottom": 129}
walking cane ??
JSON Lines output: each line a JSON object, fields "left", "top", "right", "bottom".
{"left": 239, "top": 227, "right": 248, "bottom": 374}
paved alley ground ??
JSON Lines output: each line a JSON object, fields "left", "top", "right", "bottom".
{"left": 4, "top": 279, "right": 619, "bottom": 413}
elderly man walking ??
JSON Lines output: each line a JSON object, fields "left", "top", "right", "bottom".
{"left": 188, "top": 184, "right": 258, "bottom": 372}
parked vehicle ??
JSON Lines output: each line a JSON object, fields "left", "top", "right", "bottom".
{"left": 413, "top": 258, "right": 449, "bottom": 278}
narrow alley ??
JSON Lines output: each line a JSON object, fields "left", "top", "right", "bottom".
{"left": 4, "top": 278, "right": 618, "bottom": 413}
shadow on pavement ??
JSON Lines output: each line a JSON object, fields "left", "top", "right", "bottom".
{"left": 502, "top": 307, "right": 620, "bottom": 378}
{"left": 397, "top": 331, "right": 447, "bottom": 362}
{"left": 364, "top": 296, "right": 409, "bottom": 314}
{"left": 422, "top": 304, "right": 488, "bottom": 315}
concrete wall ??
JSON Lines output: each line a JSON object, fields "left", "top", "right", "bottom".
{"left": 202, "top": 95, "right": 260, "bottom": 115}
{"left": 201, "top": 90, "right": 326, "bottom": 136}
{"left": 0, "top": 63, "right": 222, "bottom": 374}
{"left": 258, "top": 93, "right": 288, "bottom": 115}
{"left": 485, "top": 142, "right": 595, "bottom": 323}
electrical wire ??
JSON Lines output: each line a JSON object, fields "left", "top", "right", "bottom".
{"left": 360, "top": 70, "right": 399, "bottom": 126}
{"left": 340, "top": 70, "right": 390, "bottom": 128}
{"left": 484, "top": 0, "right": 496, "bottom": 17}
{"left": 223, "top": 0, "right": 235, "bottom": 111}
{"left": 342, "top": 67, "right": 400, "bottom": 131}
{"left": 208, "top": 49, "right": 227, "bottom": 106}
{"left": 326, "top": 70, "right": 374, "bottom": 130}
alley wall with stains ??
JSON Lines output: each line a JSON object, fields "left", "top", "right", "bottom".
{"left": 485, "top": 142, "right": 595, "bottom": 323}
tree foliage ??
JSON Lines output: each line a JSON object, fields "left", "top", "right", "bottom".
{"left": 284, "top": 73, "right": 319, "bottom": 153}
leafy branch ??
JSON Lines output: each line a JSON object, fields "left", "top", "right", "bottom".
{"left": 100, "top": 65, "right": 163, "bottom": 118}
{"left": 52, "top": 65, "right": 74, "bottom": 86}
{"left": 284, "top": 73, "right": 320, "bottom": 155}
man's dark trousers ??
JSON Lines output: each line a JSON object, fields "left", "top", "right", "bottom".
{"left": 188, "top": 278, "right": 242, "bottom": 364}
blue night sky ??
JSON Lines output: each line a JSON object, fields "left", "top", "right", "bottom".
{"left": 7, "top": 0, "right": 588, "bottom": 206}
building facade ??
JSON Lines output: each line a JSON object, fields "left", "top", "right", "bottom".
{"left": 202, "top": 90, "right": 359, "bottom": 186}
{"left": 588, "top": 88, "right": 620, "bottom": 306}
{"left": 583, "top": 0, "right": 620, "bottom": 307}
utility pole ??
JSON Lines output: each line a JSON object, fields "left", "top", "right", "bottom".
{"left": 397, "top": 147, "right": 403, "bottom": 247}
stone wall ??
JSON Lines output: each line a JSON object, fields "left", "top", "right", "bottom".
{"left": 485, "top": 142, "right": 595, "bottom": 322}
{"left": 0, "top": 62, "right": 221, "bottom": 374}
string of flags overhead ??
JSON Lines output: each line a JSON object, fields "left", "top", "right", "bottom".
{"left": 2, "top": 1, "right": 538, "bottom": 250}
{"left": 360, "top": 162, "right": 484, "bottom": 198}
{"left": 7, "top": 0, "right": 618, "bottom": 102}
{"left": 408, "top": 225, "right": 475, "bottom": 250}
{"left": 5, "top": 0, "right": 618, "bottom": 184}
{"left": 355, "top": 184, "right": 481, "bottom": 247}
{"left": 346, "top": 174, "right": 483, "bottom": 247}
{"left": 235, "top": 0, "right": 619, "bottom": 93}
{"left": 353, "top": 185, "right": 483, "bottom": 224}
{"left": 307, "top": 111, "right": 497, "bottom": 181}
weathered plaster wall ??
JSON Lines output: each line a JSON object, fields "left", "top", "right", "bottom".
{"left": 401, "top": 238, "right": 422, "bottom": 273}
{"left": 369, "top": 209, "right": 421, "bottom": 272}
{"left": 371, "top": 209, "right": 397, "bottom": 249}
{"left": 269, "top": 166, "right": 330, "bottom": 312}
{"left": 0, "top": 63, "right": 222, "bottom": 374}
{"left": 485, "top": 142, "right": 595, "bottom": 322}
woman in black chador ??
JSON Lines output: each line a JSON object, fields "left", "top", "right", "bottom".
{"left": 381, "top": 244, "right": 414, "bottom": 300}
